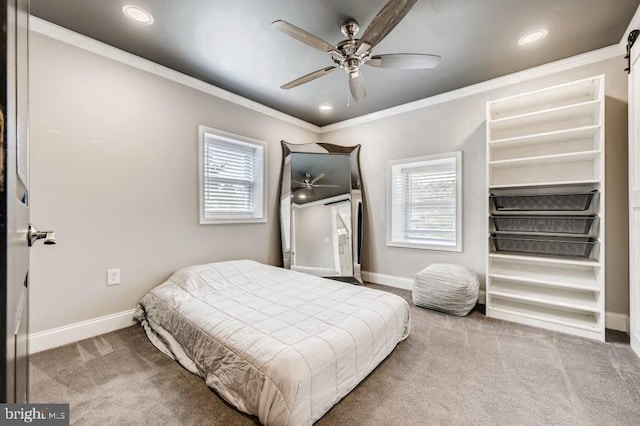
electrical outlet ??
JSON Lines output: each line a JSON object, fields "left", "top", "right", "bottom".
{"left": 107, "top": 268, "right": 120, "bottom": 286}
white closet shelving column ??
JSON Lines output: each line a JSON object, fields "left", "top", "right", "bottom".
{"left": 485, "top": 75, "right": 605, "bottom": 341}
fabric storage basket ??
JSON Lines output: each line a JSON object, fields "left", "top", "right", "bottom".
{"left": 491, "top": 215, "right": 597, "bottom": 235}
{"left": 490, "top": 190, "right": 597, "bottom": 212}
{"left": 491, "top": 233, "right": 597, "bottom": 258}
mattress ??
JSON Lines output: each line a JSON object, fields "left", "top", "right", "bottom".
{"left": 134, "top": 260, "right": 410, "bottom": 426}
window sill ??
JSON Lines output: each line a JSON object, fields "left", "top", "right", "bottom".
{"left": 386, "top": 239, "right": 462, "bottom": 252}
{"left": 200, "top": 217, "right": 267, "bottom": 225}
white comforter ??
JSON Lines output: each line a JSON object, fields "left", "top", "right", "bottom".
{"left": 134, "top": 260, "right": 410, "bottom": 425}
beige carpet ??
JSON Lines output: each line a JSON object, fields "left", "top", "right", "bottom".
{"left": 30, "top": 284, "right": 640, "bottom": 425}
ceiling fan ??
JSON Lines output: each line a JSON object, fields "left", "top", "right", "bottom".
{"left": 272, "top": 0, "right": 440, "bottom": 101}
{"left": 293, "top": 173, "right": 339, "bottom": 192}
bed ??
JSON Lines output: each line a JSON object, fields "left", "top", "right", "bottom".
{"left": 134, "top": 260, "right": 410, "bottom": 425}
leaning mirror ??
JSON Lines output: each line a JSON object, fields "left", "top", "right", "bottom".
{"left": 279, "top": 141, "right": 363, "bottom": 283}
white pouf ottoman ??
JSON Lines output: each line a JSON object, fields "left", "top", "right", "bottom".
{"left": 412, "top": 263, "right": 479, "bottom": 316}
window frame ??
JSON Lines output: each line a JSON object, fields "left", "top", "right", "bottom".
{"left": 198, "top": 125, "right": 267, "bottom": 225}
{"left": 386, "top": 151, "right": 463, "bottom": 252}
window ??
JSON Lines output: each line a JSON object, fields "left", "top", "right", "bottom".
{"left": 387, "top": 151, "right": 462, "bottom": 251}
{"left": 198, "top": 126, "right": 267, "bottom": 224}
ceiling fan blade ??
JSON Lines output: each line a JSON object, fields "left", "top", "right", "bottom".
{"left": 349, "top": 71, "right": 366, "bottom": 101}
{"left": 367, "top": 53, "right": 441, "bottom": 69}
{"left": 281, "top": 66, "right": 338, "bottom": 89}
{"left": 311, "top": 184, "right": 339, "bottom": 188}
{"left": 356, "top": 0, "right": 418, "bottom": 55}
{"left": 272, "top": 20, "right": 336, "bottom": 53}
{"left": 310, "top": 173, "right": 326, "bottom": 184}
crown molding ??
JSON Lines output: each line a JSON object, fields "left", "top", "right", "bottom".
{"left": 29, "top": 16, "right": 321, "bottom": 134}
{"left": 319, "top": 44, "right": 623, "bottom": 133}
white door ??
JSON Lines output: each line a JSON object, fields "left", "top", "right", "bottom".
{"left": 629, "top": 34, "right": 640, "bottom": 358}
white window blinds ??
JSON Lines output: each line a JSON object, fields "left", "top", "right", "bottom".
{"left": 388, "top": 152, "right": 462, "bottom": 251}
{"left": 199, "top": 126, "right": 266, "bottom": 224}
{"left": 403, "top": 163, "right": 456, "bottom": 242}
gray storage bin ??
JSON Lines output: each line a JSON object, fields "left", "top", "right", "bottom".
{"left": 491, "top": 233, "right": 597, "bottom": 258}
{"left": 491, "top": 215, "right": 596, "bottom": 235}
{"left": 490, "top": 190, "right": 597, "bottom": 212}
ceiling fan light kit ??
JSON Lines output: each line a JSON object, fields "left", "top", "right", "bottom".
{"left": 272, "top": 0, "right": 441, "bottom": 101}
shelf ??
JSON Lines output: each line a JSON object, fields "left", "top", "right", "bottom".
{"left": 489, "top": 271, "right": 597, "bottom": 292}
{"left": 488, "top": 101, "right": 600, "bottom": 141}
{"left": 490, "top": 160, "right": 600, "bottom": 187}
{"left": 488, "top": 297, "right": 599, "bottom": 331}
{"left": 489, "top": 252, "right": 600, "bottom": 266}
{"left": 489, "top": 258, "right": 598, "bottom": 291}
{"left": 488, "top": 77, "right": 601, "bottom": 120}
{"left": 488, "top": 125, "right": 600, "bottom": 148}
{"left": 488, "top": 100, "right": 600, "bottom": 128}
{"left": 489, "top": 126, "right": 600, "bottom": 162}
{"left": 489, "top": 150, "right": 599, "bottom": 169}
{"left": 489, "top": 179, "right": 601, "bottom": 189}
{"left": 489, "top": 280, "right": 599, "bottom": 312}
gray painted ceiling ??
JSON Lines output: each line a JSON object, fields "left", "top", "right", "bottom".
{"left": 31, "top": 0, "right": 639, "bottom": 126}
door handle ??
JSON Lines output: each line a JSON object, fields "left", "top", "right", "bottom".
{"left": 27, "top": 224, "right": 56, "bottom": 247}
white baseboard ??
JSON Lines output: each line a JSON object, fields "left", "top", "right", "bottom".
{"left": 362, "top": 271, "right": 414, "bottom": 290}
{"left": 29, "top": 309, "right": 137, "bottom": 354}
{"left": 362, "top": 271, "right": 629, "bottom": 333}
{"left": 605, "top": 312, "right": 630, "bottom": 333}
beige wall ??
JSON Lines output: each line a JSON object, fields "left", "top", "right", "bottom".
{"left": 28, "top": 33, "right": 318, "bottom": 332}
{"left": 320, "top": 57, "right": 630, "bottom": 315}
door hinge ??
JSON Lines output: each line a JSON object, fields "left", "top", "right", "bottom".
{"left": 625, "top": 29, "right": 640, "bottom": 74}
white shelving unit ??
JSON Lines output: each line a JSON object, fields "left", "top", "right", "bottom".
{"left": 485, "top": 76, "right": 605, "bottom": 341}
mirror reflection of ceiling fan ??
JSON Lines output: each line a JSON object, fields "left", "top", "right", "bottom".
{"left": 293, "top": 173, "right": 339, "bottom": 192}
{"left": 272, "top": 0, "right": 441, "bottom": 101}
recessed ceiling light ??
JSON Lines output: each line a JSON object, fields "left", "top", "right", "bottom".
{"left": 318, "top": 104, "right": 333, "bottom": 111}
{"left": 519, "top": 29, "right": 548, "bottom": 45}
{"left": 122, "top": 5, "right": 154, "bottom": 25}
